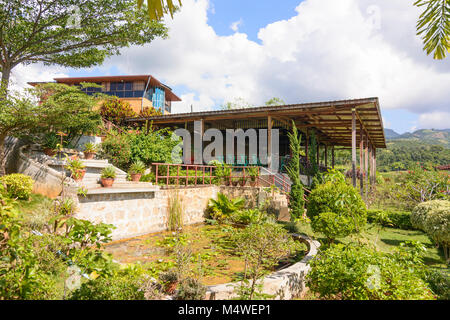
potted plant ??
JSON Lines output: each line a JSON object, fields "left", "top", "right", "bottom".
{"left": 231, "top": 177, "right": 240, "bottom": 187}
{"left": 128, "top": 160, "right": 146, "bottom": 182}
{"left": 83, "top": 142, "right": 98, "bottom": 160}
{"left": 65, "top": 157, "right": 86, "bottom": 182}
{"left": 42, "top": 133, "right": 59, "bottom": 156}
{"left": 246, "top": 167, "right": 259, "bottom": 187}
{"left": 238, "top": 176, "right": 247, "bottom": 187}
{"left": 100, "top": 165, "right": 116, "bottom": 187}
{"left": 221, "top": 164, "right": 232, "bottom": 186}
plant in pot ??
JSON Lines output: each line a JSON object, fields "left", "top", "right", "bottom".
{"left": 238, "top": 176, "right": 247, "bottom": 187}
{"left": 100, "top": 165, "right": 116, "bottom": 187}
{"left": 42, "top": 133, "right": 59, "bottom": 156}
{"left": 246, "top": 167, "right": 259, "bottom": 187}
{"left": 65, "top": 157, "right": 86, "bottom": 182}
{"left": 83, "top": 142, "right": 98, "bottom": 160}
{"left": 231, "top": 176, "right": 240, "bottom": 187}
{"left": 128, "top": 160, "right": 146, "bottom": 182}
{"left": 219, "top": 164, "right": 232, "bottom": 186}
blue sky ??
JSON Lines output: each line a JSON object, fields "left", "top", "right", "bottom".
{"left": 53, "top": 0, "right": 450, "bottom": 134}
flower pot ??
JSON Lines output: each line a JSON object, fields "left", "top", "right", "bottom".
{"left": 223, "top": 178, "right": 231, "bottom": 186}
{"left": 249, "top": 179, "right": 257, "bottom": 187}
{"left": 43, "top": 147, "right": 56, "bottom": 156}
{"left": 72, "top": 169, "right": 86, "bottom": 182}
{"left": 84, "top": 152, "right": 96, "bottom": 160}
{"left": 101, "top": 178, "right": 115, "bottom": 187}
{"left": 130, "top": 173, "right": 142, "bottom": 182}
{"left": 231, "top": 179, "right": 239, "bottom": 187}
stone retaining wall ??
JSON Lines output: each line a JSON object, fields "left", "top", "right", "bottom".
{"left": 206, "top": 235, "right": 320, "bottom": 300}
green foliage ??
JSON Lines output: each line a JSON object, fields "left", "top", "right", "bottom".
{"left": 176, "top": 278, "right": 207, "bottom": 300}
{"left": 245, "top": 166, "right": 259, "bottom": 180}
{"left": 100, "top": 166, "right": 117, "bottom": 179}
{"left": 0, "top": 173, "right": 34, "bottom": 200}
{"left": 208, "top": 193, "right": 245, "bottom": 223}
{"left": 233, "top": 222, "right": 296, "bottom": 300}
{"left": 139, "top": 106, "right": 163, "bottom": 118}
{"left": 42, "top": 132, "right": 59, "bottom": 150}
{"left": 231, "top": 209, "right": 268, "bottom": 225}
{"left": 83, "top": 143, "right": 98, "bottom": 153}
{"left": 411, "top": 200, "right": 450, "bottom": 230}
{"left": 367, "top": 209, "right": 414, "bottom": 230}
{"left": 423, "top": 206, "right": 450, "bottom": 260}
{"left": 99, "top": 97, "right": 137, "bottom": 126}
{"left": 414, "top": 0, "right": 450, "bottom": 60}
{"left": 137, "top": 0, "right": 182, "bottom": 21}
{"left": 65, "top": 158, "right": 86, "bottom": 179}
{"left": 306, "top": 243, "right": 435, "bottom": 300}
{"left": 0, "top": 0, "right": 168, "bottom": 91}
{"left": 307, "top": 180, "right": 367, "bottom": 240}
{"left": 99, "top": 130, "right": 132, "bottom": 169}
{"left": 424, "top": 269, "right": 450, "bottom": 300}
{"left": 265, "top": 97, "right": 285, "bottom": 106}
{"left": 129, "top": 160, "right": 146, "bottom": 174}
{"left": 286, "top": 121, "right": 305, "bottom": 220}
{"left": 69, "top": 267, "right": 148, "bottom": 300}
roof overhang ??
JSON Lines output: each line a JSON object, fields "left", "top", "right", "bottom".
{"left": 128, "top": 97, "right": 386, "bottom": 149}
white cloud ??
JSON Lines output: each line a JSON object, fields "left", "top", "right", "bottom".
{"left": 418, "top": 112, "right": 450, "bottom": 130}
{"left": 230, "top": 18, "right": 243, "bottom": 32}
{"left": 10, "top": 0, "right": 450, "bottom": 128}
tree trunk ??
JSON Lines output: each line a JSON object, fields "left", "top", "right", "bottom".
{"left": 0, "top": 135, "right": 7, "bottom": 176}
{"left": 0, "top": 65, "right": 11, "bottom": 98}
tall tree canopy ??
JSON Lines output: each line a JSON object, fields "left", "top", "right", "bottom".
{"left": 415, "top": 0, "right": 450, "bottom": 59}
{"left": 0, "top": 0, "right": 168, "bottom": 92}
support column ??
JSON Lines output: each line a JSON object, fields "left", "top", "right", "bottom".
{"left": 373, "top": 147, "right": 377, "bottom": 186}
{"left": 305, "top": 129, "right": 309, "bottom": 165}
{"left": 369, "top": 143, "right": 373, "bottom": 187}
{"left": 268, "top": 115, "right": 272, "bottom": 170}
{"left": 332, "top": 146, "right": 335, "bottom": 169}
{"left": 352, "top": 108, "right": 357, "bottom": 187}
{"left": 359, "top": 123, "right": 364, "bottom": 197}
{"left": 365, "top": 133, "right": 369, "bottom": 196}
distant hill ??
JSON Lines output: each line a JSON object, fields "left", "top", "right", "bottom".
{"left": 384, "top": 128, "right": 450, "bottom": 148}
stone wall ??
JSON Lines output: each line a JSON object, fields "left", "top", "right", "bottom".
{"left": 75, "top": 185, "right": 289, "bottom": 240}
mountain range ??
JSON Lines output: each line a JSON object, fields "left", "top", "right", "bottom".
{"left": 384, "top": 128, "right": 450, "bottom": 148}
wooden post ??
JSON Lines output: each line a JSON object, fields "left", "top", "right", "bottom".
{"left": 305, "top": 129, "right": 309, "bottom": 165}
{"left": 332, "top": 146, "right": 335, "bottom": 169}
{"left": 359, "top": 123, "right": 364, "bottom": 197}
{"left": 268, "top": 115, "right": 272, "bottom": 170}
{"left": 352, "top": 108, "right": 357, "bottom": 187}
{"left": 365, "top": 133, "right": 369, "bottom": 196}
{"left": 316, "top": 142, "right": 320, "bottom": 167}
{"left": 325, "top": 144, "right": 328, "bottom": 168}
{"left": 369, "top": 143, "right": 373, "bottom": 187}
{"left": 373, "top": 147, "right": 377, "bottom": 186}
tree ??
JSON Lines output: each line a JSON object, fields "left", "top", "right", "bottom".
{"left": 220, "top": 98, "right": 253, "bottom": 110}
{"left": 137, "top": 0, "right": 182, "bottom": 21}
{"left": 0, "top": 0, "right": 168, "bottom": 94}
{"left": 265, "top": 97, "right": 285, "bottom": 106}
{"left": 0, "top": 83, "right": 102, "bottom": 175}
{"left": 415, "top": 0, "right": 450, "bottom": 59}
{"left": 286, "top": 121, "right": 305, "bottom": 221}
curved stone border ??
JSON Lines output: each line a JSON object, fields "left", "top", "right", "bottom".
{"left": 205, "top": 234, "right": 320, "bottom": 300}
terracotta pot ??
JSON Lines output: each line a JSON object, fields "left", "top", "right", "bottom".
{"left": 232, "top": 179, "right": 239, "bottom": 187}
{"left": 101, "top": 178, "right": 114, "bottom": 187}
{"left": 223, "top": 178, "right": 231, "bottom": 186}
{"left": 43, "top": 147, "right": 56, "bottom": 156}
{"left": 72, "top": 169, "right": 86, "bottom": 182}
{"left": 84, "top": 152, "right": 96, "bottom": 160}
{"left": 249, "top": 178, "right": 257, "bottom": 187}
{"left": 130, "top": 173, "right": 142, "bottom": 182}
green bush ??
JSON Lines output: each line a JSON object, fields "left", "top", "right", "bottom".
{"left": 367, "top": 209, "right": 414, "bottom": 230}
{"left": 411, "top": 200, "right": 450, "bottom": 231}
{"left": 207, "top": 193, "right": 245, "bottom": 223}
{"left": 307, "top": 181, "right": 367, "bottom": 239}
{"left": 99, "top": 97, "right": 137, "bottom": 126}
{"left": 231, "top": 209, "right": 268, "bottom": 225}
{"left": 0, "top": 174, "right": 34, "bottom": 200}
{"left": 425, "top": 269, "right": 450, "bottom": 300}
{"left": 306, "top": 243, "right": 435, "bottom": 300}
{"left": 69, "top": 268, "right": 147, "bottom": 300}
{"left": 423, "top": 207, "right": 450, "bottom": 260}
{"left": 311, "top": 212, "right": 354, "bottom": 242}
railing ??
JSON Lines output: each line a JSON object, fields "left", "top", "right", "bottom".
{"left": 152, "top": 163, "right": 261, "bottom": 187}
{"left": 258, "top": 168, "right": 310, "bottom": 202}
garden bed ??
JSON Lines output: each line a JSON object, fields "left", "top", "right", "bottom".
{"left": 104, "top": 223, "right": 308, "bottom": 286}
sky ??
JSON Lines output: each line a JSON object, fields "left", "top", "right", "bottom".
{"left": 9, "top": 0, "right": 450, "bottom": 134}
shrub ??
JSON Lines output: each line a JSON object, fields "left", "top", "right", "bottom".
{"left": 423, "top": 207, "right": 450, "bottom": 260}
{"left": 99, "top": 130, "right": 132, "bottom": 169}
{"left": 231, "top": 209, "right": 267, "bottom": 225}
{"left": 411, "top": 200, "right": 450, "bottom": 231}
{"left": 0, "top": 174, "right": 34, "bottom": 200}
{"left": 140, "top": 172, "right": 155, "bottom": 183}
{"left": 424, "top": 269, "right": 450, "bottom": 300}
{"left": 367, "top": 209, "right": 414, "bottom": 230}
{"left": 99, "top": 97, "right": 137, "bottom": 126}
{"left": 311, "top": 212, "right": 354, "bottom": 243}
{"left": 69, "top": 268, "right": 147, "bottom": 300}
{"left": 306, "top": 243, "right": 434, "bottom": 300}
{"left": 176, "top": 278, "right": 207, "bottom": 300}
{"left": 168, "top": 191, "right": 183, "bottom": 231}
{"left": 139, "top": 106, "right": 162, "bottom": 118}
{"left": 307, "top": 181, "right": 367, "bottom": 239}
{"left": 207, "top": 193, "right": 245, "bottom": 223}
